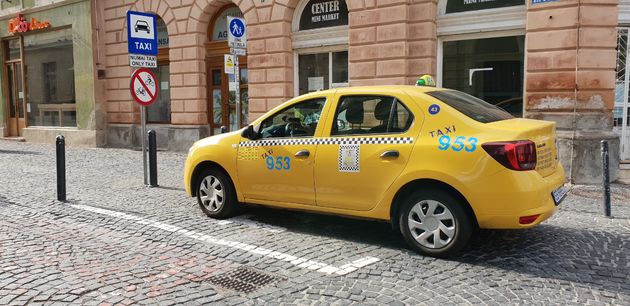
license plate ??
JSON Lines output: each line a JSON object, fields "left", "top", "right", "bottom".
{"left": 551, "top": 185, "right": 570, "bottom": 205}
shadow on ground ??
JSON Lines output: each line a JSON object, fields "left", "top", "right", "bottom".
{"left": 241, "top": 206, "right": 630, "bottom": 295}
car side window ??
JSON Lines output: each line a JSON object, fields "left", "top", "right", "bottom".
{"left": 331, "top": 95, "right": 413, "bottom": 136}
{"left": 259, "top": 98, "right": 326, "bottom": 138}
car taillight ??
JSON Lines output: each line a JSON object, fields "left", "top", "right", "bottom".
{"left": 482, "top": 140, "right": 537, "bottom": 171}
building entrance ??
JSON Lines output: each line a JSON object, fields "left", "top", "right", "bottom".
{"left": 615, "top": 28, "right": 630, "bottom": 161}
{"left": 4, "top": 38, "right": 25, "bottom": 137}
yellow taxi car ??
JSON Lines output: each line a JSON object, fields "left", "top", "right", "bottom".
{"left": 184, "top": 85, "right": 568, "bottom": 257}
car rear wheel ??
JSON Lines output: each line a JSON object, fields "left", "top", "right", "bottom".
{"left": 399, "top": 190, "right": 472, "bottom": 257}
{"left": 196, "top": 168, "right": 237, "bottom": 219}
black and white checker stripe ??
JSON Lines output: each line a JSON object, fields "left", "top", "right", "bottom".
{"left": 239, "top": 137, "right": 413, "bottom": 147}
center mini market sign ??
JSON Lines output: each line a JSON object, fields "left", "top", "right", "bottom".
{"left": 299, "top": 0, "right": 348, "bottom": 31}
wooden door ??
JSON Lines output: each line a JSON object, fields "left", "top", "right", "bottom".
{"left": 206, "top": 47, "right": 248, "bottom": 135}
{"left": 5, "top": 62, "right": 25, "bottom": 137}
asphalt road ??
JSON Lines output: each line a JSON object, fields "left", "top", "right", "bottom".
{"left": 0, "top": 140, "right": 629, "bottom": 305}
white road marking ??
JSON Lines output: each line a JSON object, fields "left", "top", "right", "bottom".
{"left": 71, "top": 204, "right": 380, "bottom": 276}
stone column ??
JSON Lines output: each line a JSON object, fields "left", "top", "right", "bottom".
{"left": 348, "top": 0, "right": 438, "bottom": 86}
{"left": 525, "top": 0, "right": 619, "bottom": 184}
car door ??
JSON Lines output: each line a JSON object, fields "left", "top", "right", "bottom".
{"left": 236, "top": 96, "right": 330, "bottom": 205}
{"left": 313, "top": 91, "right": 423, "bottom": 211}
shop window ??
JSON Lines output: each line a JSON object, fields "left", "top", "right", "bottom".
{"left": 147, "top": 64, "right": 171, "bottom": 123}
{"left": 445, "top": 0, "right": 524, "bottom": 14}
{"left": 156, "top": 17, "right": 169, "bottom": 48}
{"left": 442, "top": 36, "right": 524, "bottom": 117}
{"left": 298, "top": 51, "right": 348, "bottom": 95}
{"left": 147, "top": 17, "right": 171, "bottom": 123}
{"left": 299, "top": 0, "right": 348, "bottom": 31}
{"left": 7, "top": 39, "right": 21, "bottom": 61}
{"left": 24, "top": 28, "right": 76, "bottom": 127}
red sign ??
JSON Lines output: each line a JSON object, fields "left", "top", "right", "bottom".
{"left": 130, "top": 68, "right": 158, "bottom": 106}
{"left": 8, "top": 14, "right": 51, "bottom": 34}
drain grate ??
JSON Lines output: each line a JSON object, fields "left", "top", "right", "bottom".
{"left": 208, "top": 266, "right": 284, "bottom": 293}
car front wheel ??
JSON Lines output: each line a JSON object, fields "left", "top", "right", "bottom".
{"left": 196, "top": 168, "right": 237, "bottom": 219}
{"left": 399, "top": 190, "right": 472, "bottom": 257}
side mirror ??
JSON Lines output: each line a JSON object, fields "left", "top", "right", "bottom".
{"left": 336, "top": 119, "right": 346, "bottom": 130}
{"left": 241, "top": 125, "right": 259, "bottom": 140}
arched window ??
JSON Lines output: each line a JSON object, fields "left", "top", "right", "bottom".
{"left": 293, "top": 0, "right": 349, "bottom": 96}
{"left": 210, "top": 6, "right": 244, "bottom": 41}
{"left": 147, "top": 16, "right": 170, "bottom": 123}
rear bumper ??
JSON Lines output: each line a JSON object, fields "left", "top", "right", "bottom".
{"left": 470, "top": 163, "right": 566, "bottom": 229}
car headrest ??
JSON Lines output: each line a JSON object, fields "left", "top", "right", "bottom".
{"left": 374, "top": 100, "right": 392, "bottom": 121}
{"left": 346, "top": 101, "right": 364, "bottom": 124}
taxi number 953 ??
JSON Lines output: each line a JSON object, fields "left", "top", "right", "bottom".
{"left": 438, "top": 135, "right": 478, "bottom": 152}
{"left": 266, "top": 156, "right": 291, "bottom": 170}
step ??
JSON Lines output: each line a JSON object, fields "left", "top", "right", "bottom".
{"left": 0, "top": 137, "right": 25, "bottom": 142}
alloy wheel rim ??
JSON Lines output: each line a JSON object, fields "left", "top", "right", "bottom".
{"left": 407, "top": 200, "right": 456, "bottom": 249}
{"left": 199, "top": 175, "right": 224, "bottom": 212}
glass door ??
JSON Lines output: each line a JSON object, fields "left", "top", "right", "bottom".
{"left": 442, "top": 35, "right": 525, "bottom": 117}
{"left": 6, "top": 63, "right": 26, "bottom": 136}
{"left": 4, "top": 38, "right": 25, "bottom": 137}
{"left": 615, "top": 28, "right": 630, "bottom": 161}
{"left": 207, "top": 60, "right": 248, "bottom": 135}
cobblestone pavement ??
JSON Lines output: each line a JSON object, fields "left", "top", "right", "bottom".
{"left": 1, "top": 140, "right": 629, "bottom": 305}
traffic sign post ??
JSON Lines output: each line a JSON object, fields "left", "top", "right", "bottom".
{"left": 227, "top": 17, "right": 247, "bottom": 130}
{"left": 130, "top": 68, "right": 158, "bottom": 185}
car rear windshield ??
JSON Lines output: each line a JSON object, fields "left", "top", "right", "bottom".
{"left": 425, "top": 90, "right": 514, "bottom": 123}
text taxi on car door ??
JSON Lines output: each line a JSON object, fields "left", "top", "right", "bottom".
{"left": 184, "top": 85, "right": 568, "bottom": 257}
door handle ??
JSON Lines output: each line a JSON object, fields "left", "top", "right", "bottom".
{"left": 380, "top": 150, "right": 399, "bottom": 159}
{"left": 295, "top": 150, "right": 310, "bottom": 158}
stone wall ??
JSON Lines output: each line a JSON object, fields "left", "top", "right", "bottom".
{"left": 348, "top": 0, "right": 437, "bottom": 86}
{"left": 525, "top": 0, "right": 619, "bottom": 183}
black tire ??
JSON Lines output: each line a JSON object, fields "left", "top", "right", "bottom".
{"left": 398, "top": 189, "right": 473, "bottom": 257}
{"left": 195, "top": 168, "right": 238, "bottom": 219}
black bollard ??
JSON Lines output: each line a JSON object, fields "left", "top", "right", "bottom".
{"left": 148, "top": 130, "right": 158, "bottom": 187}
{"left": 601, "top": 140, "right": 611, "bottom": 218}
{"left": 221, "top": 125, "right": 227, "bottom": 133}
{"left": 56, "top": 135, "right": 66, "bottom": 202}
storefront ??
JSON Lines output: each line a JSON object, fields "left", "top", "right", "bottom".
{"left": 0, "top": 0, "right": 100, "bottom": 145}
{"left": 99, "top": 0, "right": 618, "bottom": 183}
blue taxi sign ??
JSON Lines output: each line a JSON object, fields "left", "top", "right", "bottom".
{"left": 127, "top": 11, "right": 157, "bottom": 56}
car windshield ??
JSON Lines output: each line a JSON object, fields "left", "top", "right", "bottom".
{"left": 425, "top": 90, "right": 514, "bottom": 123}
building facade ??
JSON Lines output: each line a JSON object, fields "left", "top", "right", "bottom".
{"left": 0, "top": 0, "right": 103, "bottom": 145}
{"left": 0, "top": 0, "right": 628, "bottom": 184}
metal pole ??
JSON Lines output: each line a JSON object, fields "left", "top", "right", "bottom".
{"left": 56, "top": 135, "right": 66, "bottom": 202}
{"left": 141, "top": 105, "right": 148, "bottom": 185}
{"left": 148, "top": 130, "right": 158, "bottom": 187}
{"left": 234, "top": 54, "right": 241, "bottom": 130}
{"left": 601, "top": 140, "right": 612, "bottom": 218}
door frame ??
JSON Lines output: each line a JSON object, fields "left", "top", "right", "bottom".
{"left": 616, "top": 27, "right": 630, "bottom": 161}
{"left": 205, "top": 44, "right": 248, "bottom": 135}
{"left": 2, "top": 36, "right": 27, "bottom": 137}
